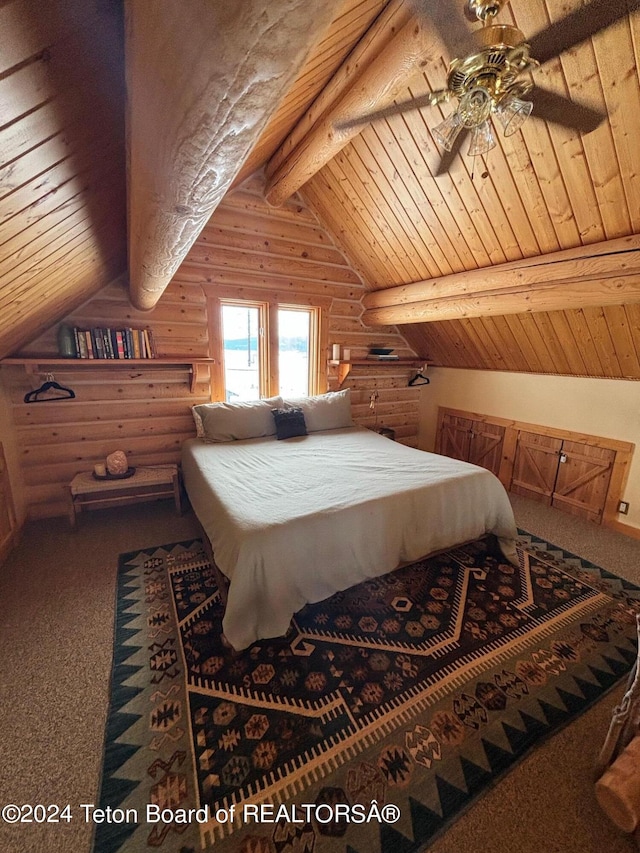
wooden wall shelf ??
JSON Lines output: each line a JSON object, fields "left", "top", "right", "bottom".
{"left": 329, "top": 358, "right": 427, "bottom": 386}
{"left": 1, "top": 357, "right": 215, "bottom": 393}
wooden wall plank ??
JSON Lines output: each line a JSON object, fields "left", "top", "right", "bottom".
{"left": 4, "top": 170, "right": 426, "bottom": 519}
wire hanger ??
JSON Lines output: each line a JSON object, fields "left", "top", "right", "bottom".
{"left": 408, "top": 366, "right": 430, "bottom": 387}
{"left": 24, "top": 373, "right": 76, "bottom": 403}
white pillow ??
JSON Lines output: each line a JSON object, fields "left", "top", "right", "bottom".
{"left": 192, "top": 396, "right": 283, "bottom": 442}
{"left": 282, "top": 389, "right": 353, "bottom": 432}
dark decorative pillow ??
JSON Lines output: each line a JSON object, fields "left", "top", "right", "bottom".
{"left": 272, "top": 407, "right": 308, "bottom": 440}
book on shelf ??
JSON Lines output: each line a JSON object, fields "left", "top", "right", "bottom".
{"left": 366, "top": 353, "right": 400, "bottom": 360}
{"left": 70, "top": 326, "right": 157, "bottom": 359}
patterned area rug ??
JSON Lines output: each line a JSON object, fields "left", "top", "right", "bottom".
{"left": 94, "top": 533, "right": 640, "bottom": 853}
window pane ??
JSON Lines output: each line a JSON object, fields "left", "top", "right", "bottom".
{"left": 222, "top": 305, "right": 260, "bottom": 401}
{"left": 278, "top": 309, "right": 310, "bottom": 397}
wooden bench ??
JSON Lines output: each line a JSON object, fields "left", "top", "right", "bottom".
{"left": 69, "top": 464, "right": 182, "bottom": 528}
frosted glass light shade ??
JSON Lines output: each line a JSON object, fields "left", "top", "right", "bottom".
{"left": 467, "top": 120, "right": 497, "bottom": 156}
{"left": 432, "top": 111, "right": 463, "bottom": 152}
{"left": 494, "top": 94, "right": 533, "bottom": 136}
{"left": 458, "top": 86, "right": 492, "bottom": 128}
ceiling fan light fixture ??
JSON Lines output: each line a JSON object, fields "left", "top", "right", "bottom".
{"left": 467, "top": 119, "right": 497, "bottom": 156}
{"left": 494, "top": 92, "right": 534, "bottom": 136}
{"left": 432, "top": 111, "right": 464, "bottom": 151}
{"left": 458, "top": 85, "right": 493, "bottom": 127}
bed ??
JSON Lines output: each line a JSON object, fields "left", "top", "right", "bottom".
{"left": 182, "top": 391, "right": 518, "bottom": 651}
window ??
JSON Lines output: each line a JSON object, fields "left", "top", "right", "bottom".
{"left": 221, "top": 303, "right": 262, "bottom": 401}
{"left": 213, "top": 298, "right": 325, "bottom": 401}
{"left": 278, "top": 307, "right": 312, "bottom": 397}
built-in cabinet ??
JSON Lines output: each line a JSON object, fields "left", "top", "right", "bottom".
{"left": 0, "top": 443, "right": 17, "bottom": 564}
{"left": 438, "top": 412, "right": 506, "bottom": 478}
{"left": 436, "top": 408, "right": 633, "bottom": 527}
{"left": 511, "top": 432, "right": 616, "bottom": 523}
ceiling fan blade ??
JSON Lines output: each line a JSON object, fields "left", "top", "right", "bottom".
{"left": 530, "top": 86, "right": 606, "bottom": 133}
{"left": 528, "top": 0, "right": 640, "bottom": 66}
{"left": 434, "top": 129, "right": 468, "bottom": 176}
{"left": 411, "top": 0, "right": 478, "bottom": 61}
{"left": 335, "top": 92, "right": 447, "bottom": 131}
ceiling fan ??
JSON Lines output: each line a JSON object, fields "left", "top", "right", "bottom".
{"left": 337, "top": 0, "right": 640, "bottom": 175}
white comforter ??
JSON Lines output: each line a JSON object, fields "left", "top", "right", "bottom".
{"left": 181, "top": 427, "right": 518, "bottom": 650}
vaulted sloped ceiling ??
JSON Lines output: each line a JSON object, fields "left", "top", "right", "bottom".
{"left": 233, "top": 0, "right": 394, "bottom": 188}
{"left": 0, "top": 0, "right": 127, "bottom": 358}
{"left": 0, "top": 0, "right": 389, "bottom": 358}
{"left": 301, "top": 3, "right": 640, "bottom": 284}
{"left": 267, "top": 0, "right": 640, "bottom": 378}
{"left": 3, "top": 0, "right": 640, "bottom": 380}
{"left": 269, "top": 0, "right": 640, "bottom": 276}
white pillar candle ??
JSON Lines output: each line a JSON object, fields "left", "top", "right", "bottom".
{"left": 94, "top": 463, "right": 106, "bottom": 477}
{"left": 332, "top": 343, "right": 341, "bottom": 360}
{"left": 342, "top": 348, "right": 351, "bottom": 361}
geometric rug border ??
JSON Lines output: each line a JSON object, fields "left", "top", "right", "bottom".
{"left": 413, "top": 672, "right": 630, "bottom": 853}
{"left": 92, "top": 538, "right": 203, "bottom": 853}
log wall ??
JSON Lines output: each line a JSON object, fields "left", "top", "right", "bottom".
{"left": 2, "top": 278, "right": 210, "bottom": 519}
{"left": 176, "top": 173, "right": 424, "bottom": 441}
{"left": 2, "top": 173, "right": 424, "bottom": 520}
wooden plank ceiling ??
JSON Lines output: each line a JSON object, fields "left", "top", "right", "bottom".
{"left": 0, "top": 0, "right": 388, "bottom": 359}
{"left": 2, "top": 0, "right": 640, "bottom": 380}
{"left": 299, "top": 0, "right": 640, "bottom": 278}
{"left": 0, "top": 0, "right": 127, "bottom": 358}
{"left": 288, "top": 0, "right": 640, "bottom": 379}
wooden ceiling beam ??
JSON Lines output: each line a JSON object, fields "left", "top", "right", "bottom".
{"left": 126, "top": 0, "right": 340, "bottom": 311}
{"left": 264, "top": 0, "right": 411, "bottom": 183}
{"left": 362, "top": 236, "right": 640, "bottom": 325}
{"left": 264, "top": 13, "right": 443, "bottom": 207}
{"left": 363, "top": 277, "right": 640, "bottom": 325}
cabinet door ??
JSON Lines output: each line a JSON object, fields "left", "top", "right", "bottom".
{"left": 552, "top": 440, "right": 615, "bottom": 523}
{"left": 511, "top": 431, "right": 562, "bottom": 504}
{"left": 468, "top": 420, "right": 505, "bottom": 477}
{"left": 439, "top": 414, "right": 472, "bottom": 462}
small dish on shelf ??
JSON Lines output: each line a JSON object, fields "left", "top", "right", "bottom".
{"left": 93, "top": 467, "right": 136, "bottom": 481}
{"left": 369, "top": 347, "right": 394, "bottom": 355}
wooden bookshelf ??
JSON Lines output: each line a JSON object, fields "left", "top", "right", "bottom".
{"left": 329, "top": 358, "right": 427, "bottom": 386}
{"left": 1, "top": 357, "right": 215, "bottom": 393}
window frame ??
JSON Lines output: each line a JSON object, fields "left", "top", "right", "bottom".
{"left": 219, "top": 298, "right": 270, "bottom": 400}
{"left": 207, "top": 292, "right": 328, "bottom": 401}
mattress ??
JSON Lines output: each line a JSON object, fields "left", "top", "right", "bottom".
{"left": 181, "top": 426, "right": 518, "bottom": 650}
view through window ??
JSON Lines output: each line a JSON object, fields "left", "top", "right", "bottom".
{"left": 221, "top": 303, "right": 313, "bottom": 400}
{"left": 277, "top": 308, "right": 310, "bottom": 397}
{"left": 221, "top": 304, "right": 260, "bottom": 401}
